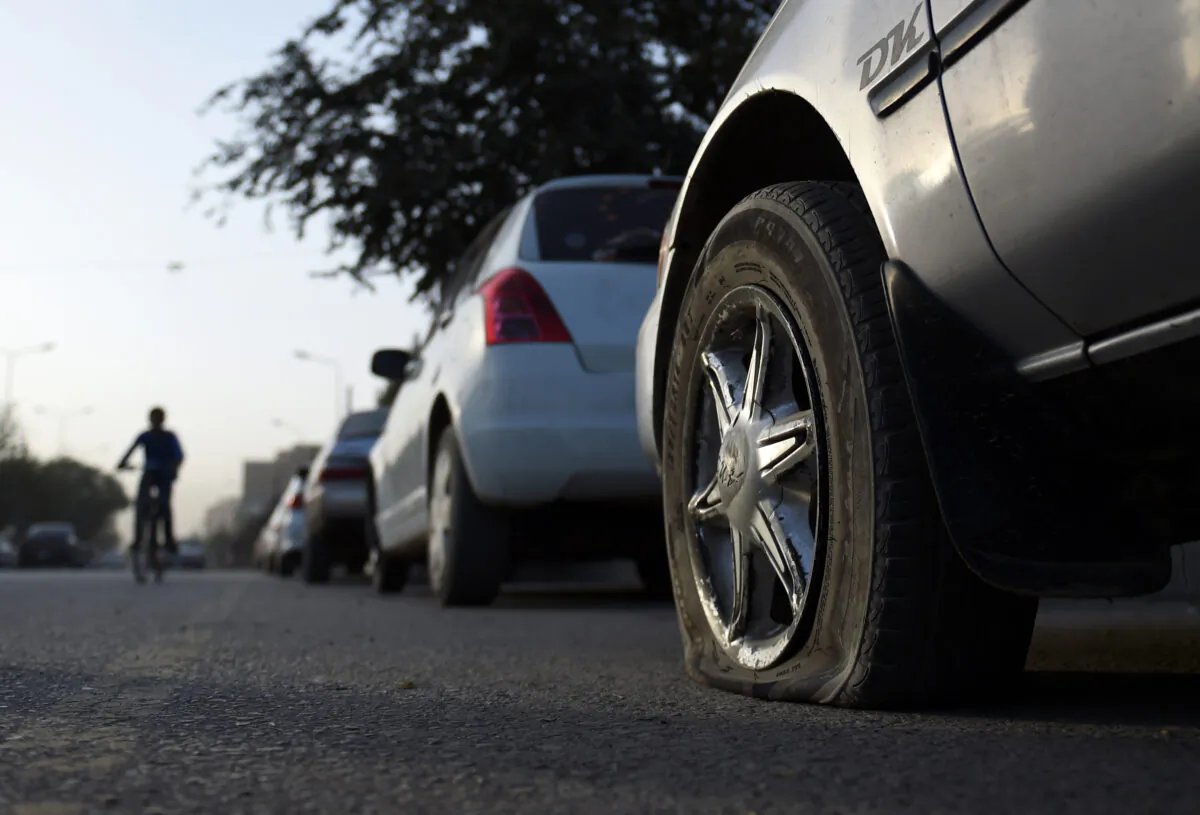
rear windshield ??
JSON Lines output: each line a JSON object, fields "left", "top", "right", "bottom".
{"left": 28, "top": 531, "right": 70, "bottom": 544}
{"left": 28, "top": 523, "right": 73, "bottom": 535}
{"left": 530, "top": 184, "right": 679, "bottom": 263}
{"left": 338, "top": 410, "right": 387, "bottom": 439}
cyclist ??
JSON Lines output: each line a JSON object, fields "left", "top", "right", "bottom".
{"left": 117, "top": 406, "right": 184, "bottom": 554}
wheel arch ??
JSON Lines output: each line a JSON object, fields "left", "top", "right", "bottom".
{"left": 652, "top": 91, "right": 860, "bottom": 452}
{"left": 426, "top": 393, "right": 454, "bottom": 493}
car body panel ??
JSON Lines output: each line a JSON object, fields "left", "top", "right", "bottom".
{"left": 636, "top": 0, "right": 1087, "bottom": 467}
{"left": 371, "top": 176, "right": 670, "bottom": 557}
{"left": 674, "top": 0, "right": 1078, "bottom": 360}
{"left": 517, "top": 260, "right": 660, "bottom": 374}
{"left": 934, "top": 0, "right": 1200, "bottom": 336}
{"left": 455, "top": 344, "right": 660, "bottom": 504}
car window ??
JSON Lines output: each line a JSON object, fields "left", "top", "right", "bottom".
{"left": 525, "top": 184, "right": 679, "bottom": 263}
{"left": 27, "top": 522, "right": 75, "bottom": 537}
{"left": 338, "top": 409, "right": 388, "bottom": 438}
{"left": 28, "top": 531, "right": 72, "bottom": 544}
{"left": 528, "top": 183, "right": 686, "bottom": 262}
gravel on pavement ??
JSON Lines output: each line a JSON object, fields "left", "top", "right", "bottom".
{"left": 1, "top": 570, "right": 1198, "bottom": 814}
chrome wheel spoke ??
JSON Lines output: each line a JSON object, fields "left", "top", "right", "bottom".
{"left": 749, "top": 501, "right": 803, "bottom": 610}
{"left": 758, "top": 409, "right": 816, "bottom": 483}
{"left": 701, "top": 351, "right": 737, "bottom": 433}
{"left": 782, "top": 471, "right": 815, "bottom": 504}
{"left": 726, "top": 527, "right": 750, "bottom": 642}
{"left": 741, "top": 306, "right": 772, "bottom": 420}
{"left": 688, "top": 476, "right": 723, "bottom": 523}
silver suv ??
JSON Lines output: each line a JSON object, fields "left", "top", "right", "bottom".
{"left": 636, "top": 0, "right": 1200, "bottom": 707}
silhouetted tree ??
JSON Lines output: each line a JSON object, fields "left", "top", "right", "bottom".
{"left": 0, "top": 454, "right": 129, "bottom": 542}
{"left": 0, "top": 407, "right": 26, "bottom": 460}
{"left": 199, "top": 0, "right": 778, "bottom": 299}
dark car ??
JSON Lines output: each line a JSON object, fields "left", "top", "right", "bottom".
{"left": 19, "top": 523, "right": 84, "bottom": 568}
{"left": 172, "top": 540, "right": 207, "bottom": 570}
{"left": 299, "top": 409, "right": 387, "bottom": 583}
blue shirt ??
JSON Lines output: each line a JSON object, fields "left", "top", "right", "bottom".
{"left": 135, "top": 429, "right": 184, "bottom": 473}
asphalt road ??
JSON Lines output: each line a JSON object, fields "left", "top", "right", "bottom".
{"left": 1, "top": 570, "right": 1199, "bottom": 814}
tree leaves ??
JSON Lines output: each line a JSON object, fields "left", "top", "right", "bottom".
{"left": 0, "top": 455, "right": 129, "bottom": 543}
{"left": 198, "top": 0, "right": 779, "bottom": 303}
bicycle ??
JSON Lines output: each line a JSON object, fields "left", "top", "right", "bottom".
{"left": 118, "top": 464, "right": 169, "bottom": 585}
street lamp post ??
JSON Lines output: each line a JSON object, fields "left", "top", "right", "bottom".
{"left": 1, "top": 342, "right": 56, "bottom": 410}
{"left": 294, "top": 349, "right": 344, "bottom": 425}
{"left": 35, "top": 405, "right": 94, "bottom": 457}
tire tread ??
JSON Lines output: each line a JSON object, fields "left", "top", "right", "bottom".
{"left": 739, "top": 181, "right": 1035, "bottom": 708}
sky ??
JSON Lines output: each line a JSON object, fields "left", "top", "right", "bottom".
{"left": 0, "top": 2, "right": 428, "bottom": 536}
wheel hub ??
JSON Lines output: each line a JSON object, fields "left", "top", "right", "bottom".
{"left": 715, "top": 421, "right": 760, "bottom": 530}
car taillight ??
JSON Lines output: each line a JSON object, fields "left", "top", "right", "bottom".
{"left": 477, "top": 267, "right": 572, "bottom": 345}
{"left": 319, "top": 466, "right": 366, "bottom": 483}
{"left": 287, "top": 493, "right": 304, "bottom": 509}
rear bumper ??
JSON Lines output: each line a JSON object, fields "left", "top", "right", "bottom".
{"left": 457, "top": 345, "right": 660, "bottom": 505}
{"left": 308, "top": 482, "right": 369, "bottom": 525}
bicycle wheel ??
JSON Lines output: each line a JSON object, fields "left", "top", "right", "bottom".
{"left": 149, "top": 500, "right": 163, "bottom": 583}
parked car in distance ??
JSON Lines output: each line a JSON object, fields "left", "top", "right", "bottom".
{"left": 256, "top": 468, "right": 308, "bottom": 577}
{"left": 300, "top": 411, "right": 387, "bottom": 583}
{"left": 171, "top": 540, "right": 207, "bottom": 570}
{"left": 90, "top": 548, "right": 127, "bottom": 569}
{"left": 19, "top": 522, "right": 84, "bottom": 568}
{"left": 367, "top": 174, "right": 681, "bottom": 605}
{"left": 634, "top": 0, "right": 1200, "bottom": 709}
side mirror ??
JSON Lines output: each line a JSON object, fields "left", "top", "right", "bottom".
{"left": 371, "top": 348, "right": 413, "bottom": 380}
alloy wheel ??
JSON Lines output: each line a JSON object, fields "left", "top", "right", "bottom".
{"left": 427, "top": 448, "right": 454, "bottom": 593}
{"left": 683, "top": 285, "right": 827, "bottom": 671}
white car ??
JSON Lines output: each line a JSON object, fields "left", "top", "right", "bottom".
{"left": 255, "top": 469, "right": 308, "bottom": 577}
{"left": 367, "top": 174, "right": 682, "bottom": 605}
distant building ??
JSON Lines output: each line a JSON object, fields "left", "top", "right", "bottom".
{"left": 203, "top": 497, "right": 240, "bottom": 537}
{"left": 240, "top": 461, "right": 277, "bottom": 519}
{"left": 227, "top": 444, "right": 320, "bottom": 567}
{"left": 238, "top": 444, "right": 320, "bottom": 519}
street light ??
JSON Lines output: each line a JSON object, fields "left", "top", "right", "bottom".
{"left": 1, "top": 342, "right": 56, "bottom": 410}
{"left": 294, "top": 349, "right": 345, "bottom": 424}
{"left": 35, "top": 404, "right": 94, "bottom": 457}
